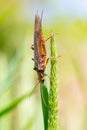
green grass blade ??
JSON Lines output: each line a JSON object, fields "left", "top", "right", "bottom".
{"left": 0, "top": 85, "right": 37, "bottom": 117}
{"left": 0, "top": 46, "right": 24, "bottom": 95}
{"left": 48, "top": 33, "right": 58, "bottom": 130}
{"left": 40, "top": 83, "right": 48, "bottom": 130}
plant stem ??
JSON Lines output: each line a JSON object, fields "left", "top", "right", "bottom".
{"left": 48, "top": 33, "right": 58, "bottom": 130}
{"left": 40, "top": 83, "right": 48, "bottom": 130}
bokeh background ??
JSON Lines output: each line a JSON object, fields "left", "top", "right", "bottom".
{"left": 0, "top": 0, "right": 87, "bottom": 130}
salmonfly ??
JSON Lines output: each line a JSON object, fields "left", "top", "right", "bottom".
{"left": 31, "top": 12, "right": 49, "bottom": 83}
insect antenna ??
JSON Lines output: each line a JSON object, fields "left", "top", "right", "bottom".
{"left": 28, "top": 80, "right": 40, "bottom": 100}
{"left": 41, "top": 10, "right": 43, "bottom": 22}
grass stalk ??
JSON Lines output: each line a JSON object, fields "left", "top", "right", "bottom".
{"left": 48, "top": 33, "right": 58, "bottom": 130}
{"left": 40, "top": 83, "right": 48, "bottom": 130}
{"left": 0, "top": 84, "right": 37, "bottom": 117}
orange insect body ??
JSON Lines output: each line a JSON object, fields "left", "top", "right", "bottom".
{"left": 32, "top": 13, "right": 48, "bottom": 83}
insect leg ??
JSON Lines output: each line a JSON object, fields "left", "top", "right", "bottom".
{"left": 44, "top": 56, "right": 60, "bottom": 69}
{"left": 45, "top": 32, "right": 60, "bottom": 42}
{"left": 45, "top": 58, "right": 49, "bottom": 66}
{"left": 44, "top": 73, "right": 54, "bottom": 84}
{"left": 31, "top": 44, "right": 34, "bottom": 50}
{"left": 44, "top": 73, "right": 51, "bottom": 80}
{"left": 45, "top": 32, "right": 54, "bottom": 42}
{"left": 45, "top": 55, "right": 60, "bottom": 66}
{"left": 47, "top": 55, "right": 61, "bottom": 61}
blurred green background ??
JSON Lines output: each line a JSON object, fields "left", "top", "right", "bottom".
{"left": 0, "top": 0, "right": 87, "bottom": 130}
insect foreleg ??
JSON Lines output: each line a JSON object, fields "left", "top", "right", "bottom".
{"left": 45, "top": 32, "right": 54, "bottom": 42}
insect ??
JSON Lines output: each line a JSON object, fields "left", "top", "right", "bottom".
{"left": 31, "top": 12, "right": 49, "bottom": 83}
